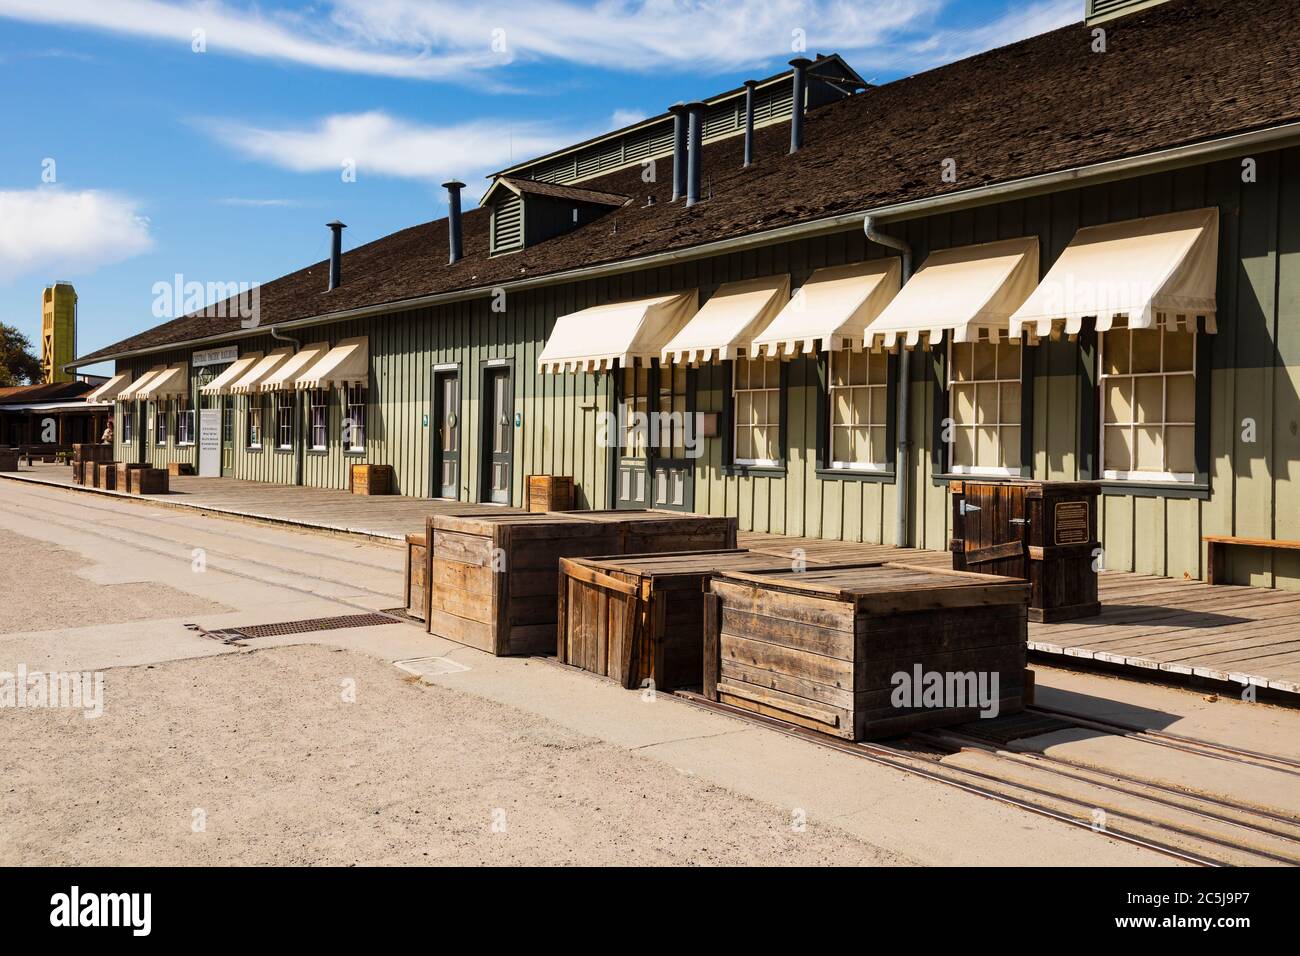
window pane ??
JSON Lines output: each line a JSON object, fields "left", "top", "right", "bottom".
{"left": 1163, "top": 331, "right": 1194, "bottom": 372}
{"left": 951, "top": 343, "right": 973, "bottom": 382}
{"left": 832, "top": 388, "right": 851, "bottom": 427}
{"left": 1135, "top": 425, "right": 1163, "bottom": 471}
{"left": 996, "top": 343, "right": 1020, "bottom": 380}
{"left": 867, "top": 349, "right": 887, "bottom": 384}
{"left": 1166, "top": 425, "right": 1195, "bottom": 473}
{"left": 737, "top": 391, "right": 753, "bottom": 425}
{"left": 1135, "top": 376, "right": 1163, "bottom": 424}
{"left": 1104, "top": 331, "right": 1130, "bottom": 375}
{"left": 953, "top": 426, "right": 975, "bottom": 467}
{"left": 1104, "top": 426, "right": 1132, "bottom": 472}
{"left": 1166, "top": 374, "right": 1195, "bottom": 421}
{"left": 736, "top": 427, "right": 753, "bottom": 461}
{"left": 850, "top": 387, "right": 869, "bottom": 426}
{"left": 999, "top": 383, "right": 1021, "bottom": 425}
{"left": 868, "top": 426, "right": 887, "bottom": 465}
{"left": 952, "top": 384, "right": 975, "bottom": 426}
{"left": 765, "top": 391, "right": 780, "bottom": 426}
{"left": 753, "top": 426, "right": 771, "bottom": 461}
{"left": 975, "top": 382, "right": 998, "bottom": 425}
{"left": 832, "top": 426, "right": 852, "bottom": 463}
{"left": 1104, "top": 379, "right": 1132, "bottom": 424}
{"left": 830, "top": 353, "right": 848, "bottom": 387}
{"left": 848, "top": 351, "right": 869, "bottom": 385}
{"left": 1131, "top": 329, "right": 1161, "bottom": 374}
{"left": 869, "top": 386, "right": 887, "bottom": 426}
{"left": 975, "top": 426, "right": 999, "bottom": 468}
{"left": 972, "top": 342, "right": 997, "bottom": 380}
{"left": 1000, "top": 426, "right": 1021, "bottom": 469}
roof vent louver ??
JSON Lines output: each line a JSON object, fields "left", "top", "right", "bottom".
{"left": 1085, "top": 0, "right": 1169, "bottom": 23}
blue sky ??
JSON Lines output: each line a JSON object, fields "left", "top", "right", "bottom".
{"left": 0, "top": 0, "right": 1080, "bottom": 374}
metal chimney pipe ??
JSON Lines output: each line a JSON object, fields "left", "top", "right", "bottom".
{"left": 326, "top": 220, "right": 345, "bottom": 291}
{"left": 742, "top": 80, "right": 757, "bottom": 168}
{"left": 668, "top": 103, "right": 688, "bottom": 202}
{"left": 789, "top": 57, "right": 812, "bottom": 153}
{"left": 442, "top": 180, "right": 465, "bottom": 264}
{"left": 685, "top": 101, "right": 705, "bottom": 207}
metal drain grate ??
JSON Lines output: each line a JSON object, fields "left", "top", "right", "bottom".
{"left": 204, "top": 613, "right": 401, "bottom": 640}
{"left": 947, "top": 711, "right": 1074, "bottom": 746}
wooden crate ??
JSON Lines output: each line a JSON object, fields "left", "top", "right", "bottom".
{"left": 350, "top": 463, "right": 393, "bottom": 495}
{"left": 428, "top": 511, "right": 737, "bottom": 656}
{"left": 72, "top": 443, "right": 113, "bottom": 464}
{"left": 82, "top": 460, "right": 100, "bottom": 487}
{"left": 558, "top": 549, "right": 816, "bottom": 690}
{"left": 96, "top": 463, "right": 117, "bottom": 490}
{"left": 950, "top": 479, "right": 1101, "bottom": 622}
{"left": 128, "top": 468, "right": 169, "bottom": 495}
{"left": 705, "top": 563, "right": 1030, "bottom": 740}
{"left": 0, "top": 449, "right": 18, "bottom": 472}
{"left": 527, "top": 475, "right": 574, "bottom": 512}
{"left": 116, "top": 462, "right": 150, "bottom": 489}
{"left": 167, "top": 462, "right": 195, "bottom": 476}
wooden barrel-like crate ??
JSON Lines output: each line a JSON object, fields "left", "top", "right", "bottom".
{"left": 128, "top": 468, "right": 169, "bottom": 495}
{"left": 558, "top": 549, "right": 809, "bottom": 690}
{"left": 116, "top": 462, "right": 150, "bottom": 490}
{"left": 706, "top": 564, "right": 1030, "bottom": 740}
{"left": 96, "top": 463, "right": 117, "bottom": 490}
{"left": 949, "top": 479, "right": 1100, "bottom": 622}
{"left": 428, "top": 511, "right": 736, "bottom": 656}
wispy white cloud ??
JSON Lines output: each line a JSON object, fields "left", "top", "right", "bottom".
{"left": 205, "top": 111, "right": 596, "bottom": 194}
{"left": 0, "top": 0, "right": 1074, "bottom": 83}
{"left": 0, "top": 188, "right": 153, "bottom": 283}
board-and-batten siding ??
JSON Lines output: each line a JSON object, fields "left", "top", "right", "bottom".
{"left": 111, "top": 148, "right": 1300, "bottom": 588}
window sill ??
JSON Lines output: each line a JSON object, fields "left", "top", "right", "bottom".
{"left": 344, "top": 448, "right": 366, "bottom": 456}
{"left": 722, "top": 463, "right": 786, "bottom": 479}
{"left": 307, "top": 447, "right": 328, "bottom": 454}
{"left": 816, "top": 467, "right": 895, "bottom": 484}
{"left": 932, "top": 467, "right": 1033, "bottom": 485}
{"left": 247, "top": 445, "right": 263, "bottom": 451}
{"left": 1099, "top": 480, "right": 1209, "bottom": 500}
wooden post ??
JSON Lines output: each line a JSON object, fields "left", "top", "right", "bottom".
{"left": 702, "top": 591, "right": 720, "bottom": 701}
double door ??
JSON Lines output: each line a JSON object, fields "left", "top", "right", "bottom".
{"left": 614, "top": 363, "right": 693, "bottom": 512}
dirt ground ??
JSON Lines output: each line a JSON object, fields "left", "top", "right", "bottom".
{"left": 0, "top": 643, "right": 910, "bottom": 866}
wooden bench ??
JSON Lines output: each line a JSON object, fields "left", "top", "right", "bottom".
{"left": 1204, "top": 536, "right": 1300, "bottom": 584}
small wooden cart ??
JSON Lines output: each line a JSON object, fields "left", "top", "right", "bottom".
{"left": 950, "top": 479, "right": 1101, "bottom": 622}
{"left": 705, "top": 563, "right": 1030, "bottom": 740}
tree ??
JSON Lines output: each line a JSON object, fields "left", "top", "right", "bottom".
{"left": 0, "top": 323, "right": 44, "bottom": 387}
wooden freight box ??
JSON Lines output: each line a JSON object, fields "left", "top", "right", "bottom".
{"left": 427, "top": 510, "right": 737, "bottom": 656}
{"left": 527, "top": 474, "right": 574, "bottom": 512}
{"left": 82, "top": 460, "right": 100, "bottom": 487}
{"left": 558, "top": 549, "right": 827, "bottom": 691}
{"left": 116, "top": 462, "right": 150, "bottom": 489}
{"left": 705, "top": 564, "right": 1030, "bottom": 741}
{"left": 72, "top": 443, "right": 113, "bottom": 464}
{"left": 128, "top": 467, "right": 169, "bottom": 495}
{"left": 96, "top": 463, "right": 117, "bottom": 490}
{"left": 0, "top": 449, "right": 18, "bottom": 472}
{"left": 950, "top": 479, "right": 1101, "bottom": 622}
{"left": 167, "top": 462, "right": 195, "bottom": 477}
{"left": 350, "top": 463, "right": 393, "bottom": 495}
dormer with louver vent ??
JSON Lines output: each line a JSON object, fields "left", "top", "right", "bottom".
{"left": 1086, "top": 0, "right": 1170, "bottom": 23}
{"left": 482, "top": 177, "right": 628, "bottom": 256}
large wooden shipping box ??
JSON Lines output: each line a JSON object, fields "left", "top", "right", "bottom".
{"left": 706, "top": 564, "right": 1030, "bottom": 740}
{"left": 428, "top": 511, "right": 736, "bottom": 656}
{"left": 950, "top": 479, "right": 1101, "bottom": 622}
{"left": 557, "top": 550, "right": 810, "bottom": 690}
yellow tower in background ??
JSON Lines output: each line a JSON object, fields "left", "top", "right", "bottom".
{"left": 41, "top": 281, "right": 77, "bottom": 384}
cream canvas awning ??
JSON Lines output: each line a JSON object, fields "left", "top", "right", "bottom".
{"left": 229, "top": 347, "right": 292, "bottom": 394}
{"left": 751, "top": 260, "right": 900, "bottom": 358}
{"left": 1009, "top": 208, "right": 1219, "bottom": 338}
{"left": 260, "top": 342, "right": 328, "bottom": 392}
{"left": 660, "top": 275, "right": 790, "bottom": 365}
{"left": 200, "top": 352, "right": 262, "bottom": 396}
{"left": 118, "top": 366, "right": 165, "bottom": 401}
{"left": 538, "top": 291, "right": 698, "bottom": 373}
{"left": 135, "top": 363, "right": 189, "bottom": 400}
{"left": 88, "top": 372, "right": 132, "bottom": 403}
{"left": 866, "top": 237, "right": 1040, "bottom": 350}
{"left": 296, "top": 337, "right": 369, "bottom": 390}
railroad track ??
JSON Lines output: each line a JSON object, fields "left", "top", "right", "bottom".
{"left": 674, "top": 690, "right": 1300, "bottom": 867}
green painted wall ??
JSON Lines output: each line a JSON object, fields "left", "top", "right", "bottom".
{"left": 111, "top": 148, "right": 1300, "bottom": 588}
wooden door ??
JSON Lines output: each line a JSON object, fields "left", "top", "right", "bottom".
{"left": 615, "top": 365, "right": 650, "bottom": 508}
{"left": 433, "top": 369, "right": 460, "bottom": 499}
{"left": 480, "top": 366, "right": 512, "bottom": 505}
{"left": 650, "top": 363, "right": 692, "bottom": 512}
{"left": 614, "top": 363, "right": 693, "bottom": 511}
{"left": 955, "top": 481, "right": 1029, "bottom": 578}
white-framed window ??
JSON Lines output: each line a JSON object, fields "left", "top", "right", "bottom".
{"left": 828, "top": 349, "right": 888, "bottom": 471}
{"left": 154, "top": 401, "right": 167, "bottom": 446}
{"left": 619, "top": 365, "right": 650, "bottom": 460}
{"left": 275, "top": 391, "right": 294, "bottom": 449}
{"left": 733, "top": 357, "right": 781, "bottom": 467}
{"left": 177, "top": 396, "right": 195, "bottom": 445}
{"left": 222, "top": 400, "right": 234, "bottom": 444}
{"left": 247, "top": 396, "right": 263, "bottom": 449}
{"left": 345, "top": 384, "right": 367, "bottom": 451}
{"left": 308, "top": 389, "right": 328, "bottom": 450}
{"left": 121, "top": 405, "right": 133, "bottom": 442}
{"left": 948, "top": 339, "right": 1022, "bottom": 475}
{"left": 1100, "top": 323, "right": 1196, "bottom": 482}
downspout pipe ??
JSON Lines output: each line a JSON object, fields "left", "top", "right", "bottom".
{"left": 864, "top": 215, "right": 913, "bottom": 548}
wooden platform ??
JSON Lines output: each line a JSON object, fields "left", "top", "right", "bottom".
{"left": 7, "top": 464, "right": 1298, "bottom": 697}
